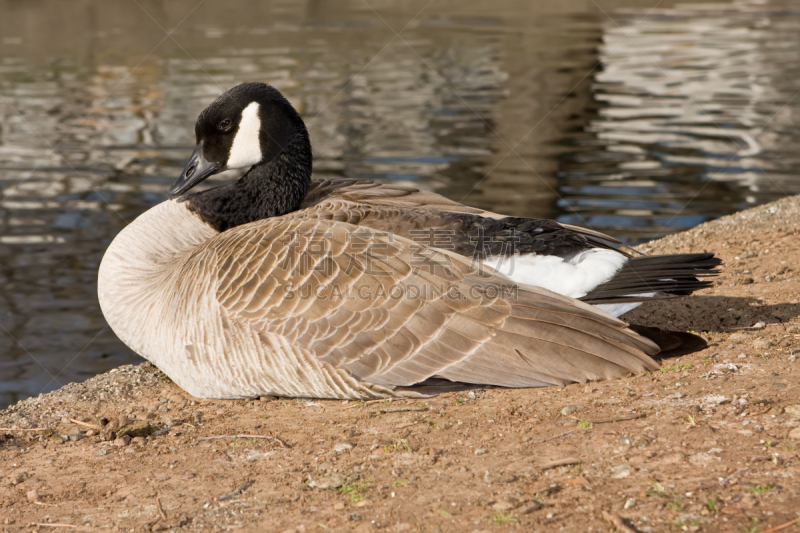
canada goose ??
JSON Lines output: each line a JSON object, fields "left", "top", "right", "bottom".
{"left": 98, "top": 82, "right": 716, "bottom": 400}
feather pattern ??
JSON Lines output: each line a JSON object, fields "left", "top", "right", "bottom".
{"left": 98, "top": 200, "right": 660, "bottom": 400}
{"left": 294, "top": 179, "right": 719, "bottom": 314}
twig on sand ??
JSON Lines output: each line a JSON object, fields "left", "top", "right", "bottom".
{"left": 364, "top": 398, "right": 394, "bottom": 405}
{"left": 528, "top": 430, "right": 577, "bottom": 446}
{"left": 542, "top": 512, "right": 571, "bottom": 525}
{"left": 602, "top": 511, "right": 640, "bottom": 533}
{"left": 755, "top": 518, "right": 800, "bottom": 533}
{"left": 591, "top": 413, "right": 645, "bottom": 424}
{"left": 720, "top": 467, "right": 748, "bottom": 487}
{"left": 371, "top": 407, "right": 429, "bottom": 415}
{"left": 0, "top": 427, "right": 48, "bottom": 432}
{"left": 30, "top": 524, "right": 78, "bottom": 529}
{"left": 540, "top": 457, "right": 581, "bottom": 470}
{"left": 195, "top": 434, "right": 291, "bottom": 448}
{"left": 67, "top": 418, "right": 101, "bottom": 430}
{"left": 217, "top": 480, "right": 254, "bottom": 501}
{"left": 157, "top": 496, "right": 167, "bottom": 520}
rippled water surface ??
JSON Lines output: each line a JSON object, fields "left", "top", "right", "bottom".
{"left": 2, "top": 0, "right": 800, "bottom": 408}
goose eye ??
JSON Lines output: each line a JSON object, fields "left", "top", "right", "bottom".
{"left": 217, "top": 118, "right": 233, "bottom": 132}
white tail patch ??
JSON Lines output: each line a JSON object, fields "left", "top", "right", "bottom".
{"left": 596, "top": 300, "right": 645, "bottom": 318}
{"left": 482, "top": 250, "right": 663, "bottom": 317}
{"left": 227, "top": 102, "right": 262, "bottom": 169}
{"left": 484, "top": 248, "right": 628, "bottom": 298}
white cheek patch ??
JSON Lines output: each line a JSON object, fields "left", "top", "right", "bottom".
{"left": 227, "top": 102, "right": 262, "bottom": 169}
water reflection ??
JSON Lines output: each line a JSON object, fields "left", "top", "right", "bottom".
{"left": 1, "top": 0, "right": 799, "bottom": 408}
{"left": 557, "top": 0, "right": 800, "bottom": 238}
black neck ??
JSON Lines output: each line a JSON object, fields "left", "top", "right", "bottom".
{"left": 184, "top": 133, "right": 312, "bottom": 232}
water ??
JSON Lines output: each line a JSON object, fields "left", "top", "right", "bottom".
{"left": 2, "top": 0, "right": 800, "bottom": 409}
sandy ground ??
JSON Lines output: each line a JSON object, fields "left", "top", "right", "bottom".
{"left": 2, "top": 196, "right": 800, "bottom": 533}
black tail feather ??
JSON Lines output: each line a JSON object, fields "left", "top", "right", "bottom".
{"left": 581, "top": 253, "right": 721, "bottom": 304}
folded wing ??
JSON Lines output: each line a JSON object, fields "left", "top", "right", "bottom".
{"left": 200, "top": 217, "right": 660, "bottom": 390}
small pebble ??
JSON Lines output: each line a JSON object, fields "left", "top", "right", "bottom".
{"left": 611, "top": 464, "right": 633, "bottom": 478}
{"left": 68, "top": 432, "right": 85, "bottom": 442}
{"left": 490, "top": 498, "right": 515, "bottom": 510}
{"left": 26, "top": 489, "right": 38, "bottom": 502}
{"left": 624, "top": 498, "right": 636, "bottom": 509}
{"left": 560, "top": 405, "right": 578, "bottom": 415}
{"left": 754, "top": 338, "right": 774, "bottom": 350}
{"left": 484, "top": 471, "right": 517, "bottom": 484}
{"left": 738, "top": 353, "right": 748, "bottom": 359}
{"left": 784, "top": 405, "right": 800, "bottom": 420}
{"left": 659, "top": 451, "right": 686, "bottom": 464}
{"left": 474, "top": 449, "right": 487, "bottom": 455}
{"left": 522, "top": 501, "right": 544, "bottom": 514}
{"left": 752, "top": 321, "right": 766, "bottom": 329}
{"left": 113, "top": 435, "right": 131, "bottom": 447}
{"left": 333, "top": 442, "right": 355, "bottom": 453}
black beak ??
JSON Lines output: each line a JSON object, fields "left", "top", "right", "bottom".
{"left": 169, "top": 141, "right": 223, "bottom": 199}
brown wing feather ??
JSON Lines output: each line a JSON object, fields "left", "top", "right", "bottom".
{"left": 298, "top": 179, "right": 634, "bottom": 260}
{"left": 302, "top": 179, "right": 480, "bottom": 211}
{"left": 204, "top": 216, "right": 658, "bottom": 390}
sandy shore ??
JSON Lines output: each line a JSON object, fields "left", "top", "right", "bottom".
{"left": 2, "top": 196, "right": 799, "bottom": 532}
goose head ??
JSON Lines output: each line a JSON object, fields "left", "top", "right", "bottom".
{"left": 169, "top": 82, "right": 311, "bottom": 199}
